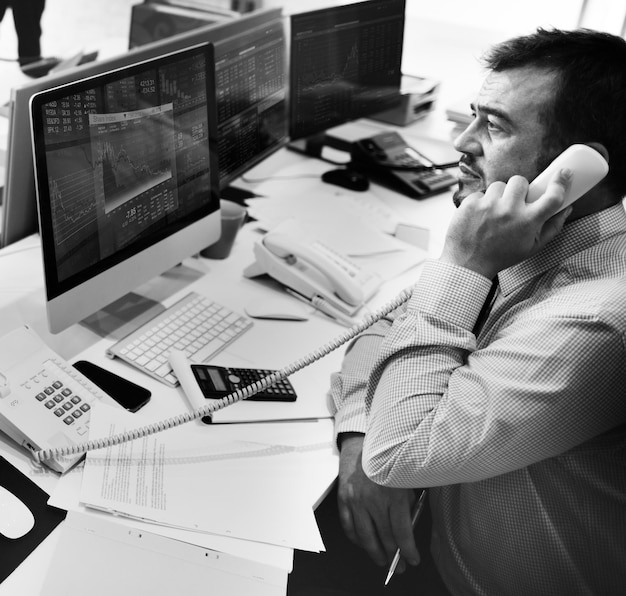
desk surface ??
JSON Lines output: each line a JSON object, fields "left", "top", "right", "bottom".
{"left": 0, "top": 116, "right": 457, "bottom": 593}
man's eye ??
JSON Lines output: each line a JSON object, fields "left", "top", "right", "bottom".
{"left": 487, "top": 119, "right": 502, "bottom": 132}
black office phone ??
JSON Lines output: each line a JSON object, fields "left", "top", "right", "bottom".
{"left": 350, "top": 131, "right": 458, "bottom": 199}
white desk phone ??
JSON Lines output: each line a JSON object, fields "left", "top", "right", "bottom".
{"left": 243, "top": 232, "right": 383, "bottom": 316}
{"left": 0, "top": 144, "right": 608, "bottom": 472}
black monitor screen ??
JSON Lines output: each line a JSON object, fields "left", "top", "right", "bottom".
{"left": 214, "top": 16, "right": 287, "bottom": 186}
{"left": 289, "top": 0, "right": 405, "bottom": 141}
{"left": 31, "top": 44, "right": 218, "bottom": 296}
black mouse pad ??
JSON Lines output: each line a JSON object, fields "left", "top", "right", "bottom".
{"left": 0, "top": 456, "right": 66, "bottom": 583}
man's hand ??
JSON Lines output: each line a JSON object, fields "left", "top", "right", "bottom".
{"left": 441, "top": 169, "right": 573, "bottom": 279}
{"left": 337, "top": 433, "right": 420, "bottom": 572}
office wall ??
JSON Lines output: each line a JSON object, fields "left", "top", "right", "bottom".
{"left": 1, "top": 0, "right": 616, "bottom": 68}
{"left": 405, "top": 0, "right": 583, "bottom": 38}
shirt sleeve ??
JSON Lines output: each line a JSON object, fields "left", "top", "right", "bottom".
{"left": 362, "top": 260, "right": 626, "bottom": 488}
{"left": 329, "top": 302, "right": 404, "bottom": 441}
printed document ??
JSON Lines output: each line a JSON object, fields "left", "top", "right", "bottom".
{"left": 79, "top": 403, "right": 334, "bottom": 551}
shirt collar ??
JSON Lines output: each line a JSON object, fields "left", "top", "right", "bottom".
{"left": 498, "top": 203, "right": 626, "bottom": 296}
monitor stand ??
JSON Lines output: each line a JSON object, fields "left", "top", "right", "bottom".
{"left": 81, "top": 292, "right": 165, "bottom": 340}
{"left": 80, "top": 262, "right": 205, "bottom": 339}
{"left": 287, "top": 132, "right": 353, "bottom": 163}
{"left": 220, "top": 185, "right": 259, "bottom": 203}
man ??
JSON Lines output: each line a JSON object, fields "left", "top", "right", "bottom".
{"left": 0, "top": 0, "right": 57, "bottom": 76}
{"left": 329, "top": 28, "right": 626, "bottom": 595}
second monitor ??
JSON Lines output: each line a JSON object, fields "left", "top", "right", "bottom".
{"left": 1, "top": 8, "right": 286, "bottom": 248}
{"left": 289, "top": 0, "right": 406, "bottom": 151}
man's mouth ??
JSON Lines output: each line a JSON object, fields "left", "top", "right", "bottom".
{"left": 458, "top": 162, "right": 482, "bottom": 182}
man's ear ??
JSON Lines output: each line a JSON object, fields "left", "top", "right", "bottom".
{"left": 586, "top": 142, "right": 609, "bottom": 164}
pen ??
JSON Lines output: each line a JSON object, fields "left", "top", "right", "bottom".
{"left": 285, "top": 289, "right": 355, "bottom": 327}
{"left": 384, "top": 489, "right": 427, "bottom": 586}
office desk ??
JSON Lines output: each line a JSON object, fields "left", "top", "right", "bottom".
{"left": 0, "top": 136, "right": 457, "bottom": 594}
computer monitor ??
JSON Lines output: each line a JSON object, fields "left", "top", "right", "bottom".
{"left": 212, "top": 14, "right": 287, "bottom": 187}
{"left": 30, "top": 43, "right": 220, "bottom": 334}
{"left": 288, "top": 0, "right": 405, "bottom": 155}
{"left": 129, "top": 7, "right": 287, "bottom": 187}
{"left": 0, "top": 7, "right": 285, "bottom": 248}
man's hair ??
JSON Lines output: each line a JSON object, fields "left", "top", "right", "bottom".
{"left": 482, "top": 28, "right": 626, "bottom": 199}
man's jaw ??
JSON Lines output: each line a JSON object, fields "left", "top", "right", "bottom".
{"left": 453, "top": 161, "right": 485, "bottom": 206}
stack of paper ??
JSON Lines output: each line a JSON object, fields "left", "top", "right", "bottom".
{"left": 78, "top": 403, "right": 338, "bottom": 553}
{"left": 246, "top": 188, "right": 401, "bottom": 236}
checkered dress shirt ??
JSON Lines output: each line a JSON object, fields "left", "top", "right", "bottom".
{"left": 330, "top": 203, "right": 626, "bottom": 595}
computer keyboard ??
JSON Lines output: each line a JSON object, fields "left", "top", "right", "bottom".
{"left": 106, "top": 292, "right": 254, "bottom": 387}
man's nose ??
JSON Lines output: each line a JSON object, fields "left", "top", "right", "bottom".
{"left": 453, "top": 121, "right": 481, "bottom": 156}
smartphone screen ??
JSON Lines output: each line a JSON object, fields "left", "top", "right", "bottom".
{"left": 73, "top": 360, "right": 151, "bottom": 412}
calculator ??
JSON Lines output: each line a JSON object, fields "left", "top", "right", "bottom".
{"left": 190, "top": 365, "right": 297, "bottom": 402}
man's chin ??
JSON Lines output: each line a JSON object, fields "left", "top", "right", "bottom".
{"left": 452, "top": 187, "right": 474, "bottom": 207}
{"left": 453, "top": 181, "right": 484, "bottom": 207}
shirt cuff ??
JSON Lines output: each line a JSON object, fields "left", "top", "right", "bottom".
{"left": 333, "top": 402, "right": 368, "bottom": 441}
{"left": 409, "top": 260, "right": 494, "bottom": 330}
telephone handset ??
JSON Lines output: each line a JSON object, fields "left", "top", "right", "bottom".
{"left": 350, "top": 131, "right": 458, "bottom": 199}
{"left": 526, "top": 144, "right": 608, "bottom": 207}
{"left": 243, "top": 232, "right": 383, "bottom": 315}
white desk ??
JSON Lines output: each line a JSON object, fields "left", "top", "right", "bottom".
{"left": 0, "top": 125, "right": 457, "bottom": 594}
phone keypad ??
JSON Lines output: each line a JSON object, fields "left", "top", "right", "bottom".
{"left": 393, "top": 152, "right": 422, "bottom": 168}
{"left": 32, "top": 360, "right": 97, "bottom": 434}
{"left": 411, "top": 169, "right": 458, "bottom": 192}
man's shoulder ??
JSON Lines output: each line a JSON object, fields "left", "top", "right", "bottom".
{"left": 549, "top": 262, "right": 626, "bottom": 329}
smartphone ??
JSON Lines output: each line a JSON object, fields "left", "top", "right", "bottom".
{"left": 73, "top": 360, "right": 151, "bottom": 413}
{"left": 190, "top": 365, "right": 297, "bottom": 402}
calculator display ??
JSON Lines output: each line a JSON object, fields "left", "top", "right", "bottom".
{"left": 206, "top": 368, "right": 227, "bottom": 391}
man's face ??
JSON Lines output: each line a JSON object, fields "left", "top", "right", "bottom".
{"left": 452, "top": 66, "right": 557, "bottom": 206}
